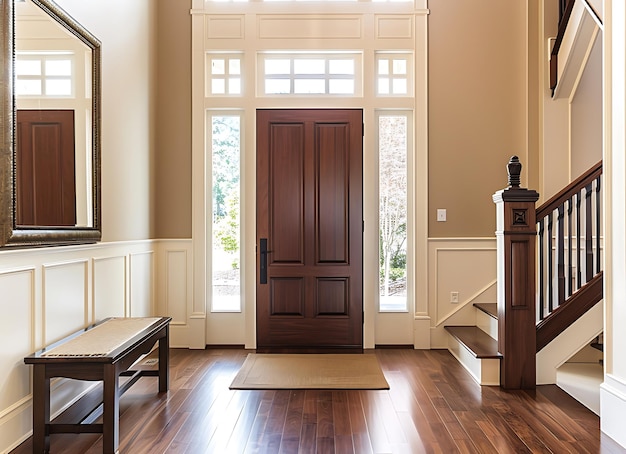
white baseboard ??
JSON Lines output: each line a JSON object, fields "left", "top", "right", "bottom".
{"left": 601, "top": 374, "right": 626, "bottom": 448}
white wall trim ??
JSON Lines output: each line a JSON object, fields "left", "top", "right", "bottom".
{"left": 601, "top": 374, "right": 626, "bottom": 446}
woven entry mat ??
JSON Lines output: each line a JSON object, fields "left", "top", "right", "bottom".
{"left": 42, "top": 317, "right": 162, "bottom": 357}
{"left": 229, "top": 353, "right": 390, "bottom": 390}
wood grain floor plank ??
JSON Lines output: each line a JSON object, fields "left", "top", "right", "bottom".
{"left": 11, "top": 348, "right": 621, "bottom": 454}
{"left": 385, "top": 371, "right": 441, "bottom": 450}
{"left": 258, "top": 390, "right": 290, "bottom": 452}
{"left": 346, "top": 389, "right": 374, "bottom": 454}
{"left": 297, "top": 423, "right": 317, "bottom": 454}
{"left": 205, "top": 390, "right": 253, "bottom": 453}
{"left": 331, "top": 391, "right": 354, "bottom": 453}
{"left": 226, "top": 390, "right": 268, "bottom": 454}
{"left": 242, "top": 391, "right": 275, "bottom": 453}
{"left": 315, "top": 391, "right": 335, "bottom": 453}
{"left": 359, "top": 390, "right": 393, "bottom": 453}
{"left": 279, "top": 390, "right": 305, "bottom": 454}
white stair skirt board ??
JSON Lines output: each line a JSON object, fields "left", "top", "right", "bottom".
{"left": 556, "top": 362, "right": 603, "bottom": 415}
{"left": 447, "top": 334, "right": 500, "bottom": 386}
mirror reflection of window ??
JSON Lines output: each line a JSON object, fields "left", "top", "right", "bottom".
{"left": 15, "top": 52, "right": 74, "bottom": 97}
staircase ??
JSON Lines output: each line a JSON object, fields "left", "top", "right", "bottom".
{"left": 444, "top": 159, "right": 604, "bottom": 408}
{"left": 446, "top": 301, "right": 603, "bottom": 413}
{"left": 444, "top": 1, "right": 604, "bottom": 408}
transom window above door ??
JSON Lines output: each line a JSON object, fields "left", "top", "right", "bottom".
{"left": 258, "top": 53, "right": 362, "bottom": 96}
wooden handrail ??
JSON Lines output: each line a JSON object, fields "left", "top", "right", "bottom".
{"left": 536, "top": 161, "right": 602, "bottom": 220}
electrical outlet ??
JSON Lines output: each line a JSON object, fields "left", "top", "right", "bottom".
{"left": 450, "top": 291, "right": 459, "bottom": 303}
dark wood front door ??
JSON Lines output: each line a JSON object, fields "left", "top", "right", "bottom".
{"left": 16, "top": 109, "right": 76, "bottom": 226}
{"left": 256, "top": 109, "right": 363, "bottom": 351}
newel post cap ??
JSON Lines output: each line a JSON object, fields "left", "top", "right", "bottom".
{"left": 493, "top": 156, "right": 539, "bottom": 203}
{"left": 507, "top": 156, "right": 522, "bottom": 188}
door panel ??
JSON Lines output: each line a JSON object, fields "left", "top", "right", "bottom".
{"left": 256, "top": 109, "right": 363, "bottom": 350}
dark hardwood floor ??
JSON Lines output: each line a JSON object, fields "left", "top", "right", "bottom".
{"left": 12, "top": 348, "right": 626, "bottom": 453}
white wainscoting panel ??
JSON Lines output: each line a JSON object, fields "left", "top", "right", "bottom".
{"left": 156, "top": 240, "right": 193, "bottom": 348}
{"left": 43, "top": 260, "right": 89, "bottom": 346}
{"left": 0, "top": 268, "right": 35, "bottom": 450}
{"left": 428, "top": 238, "right": 497, "bottom": 348}
{"left": 93, "top": 255, "right": 127, "bottom": 320}
{"left": 0, "top": 240, "right": 162, "bottom": 453}
{"left": 0, "top": 268, "right": 34, "bottom": 408}
{"left": 164, "top": 249, "right": 189, "bottom": 324}
{"left": 129, "top": 251, "right": 155, "bottom": 317}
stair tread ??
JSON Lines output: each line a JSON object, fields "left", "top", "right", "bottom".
{"left": 445, "top": 325, "right": 502, "bottom": 359}
{"left": 474, "top": 303, "right": 498, "bottom": 319}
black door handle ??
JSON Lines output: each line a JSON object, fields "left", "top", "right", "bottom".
{"left": 260, "top": 238, "right": 268, "bottom": 284}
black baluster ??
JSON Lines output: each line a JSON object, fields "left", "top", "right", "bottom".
{"left": 567, "top": 197, "right": 573, "bottom": 298}
{"left": 595, "top": 176, "right": 601, "bottom": 274}
{"left": 548, "top": 211, "right": 554, "bottom": 314}
{"left": 585, "top": 183, "right": 593, "bottom": 282}
{"left": 538, "top": 218, "right": 545, "bottom": 321}
{"left": 576, "top": 191, "right": 582, "bottom": 290}
{"left": 557, "top": 204, "right": 565, "bottom": 307}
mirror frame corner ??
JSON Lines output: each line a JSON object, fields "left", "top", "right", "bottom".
{"left": 0, "top": 0, "right": 102, "bottom": 249}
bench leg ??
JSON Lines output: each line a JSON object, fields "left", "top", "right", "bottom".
{"left": 32, "top": 365, "right": 50, "bottom": 453}
{"left": 158, "top": 327, "right": 169, "bottom": 393}
{"left": 102, "top": 365, "right": 119, "bottom": 454}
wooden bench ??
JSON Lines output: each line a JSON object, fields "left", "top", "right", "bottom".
{"left": 24, "top": 316, "right": 171, "bottom": 454}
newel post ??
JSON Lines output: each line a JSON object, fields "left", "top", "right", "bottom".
{"left": 492, "top": 156, "right": 539, "bottom": 389}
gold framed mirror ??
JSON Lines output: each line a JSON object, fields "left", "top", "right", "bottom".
{"left": 0, "top": 0, "right": 101, "bottom": 248}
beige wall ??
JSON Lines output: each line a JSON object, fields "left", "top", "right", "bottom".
{"left": 153, "top": 0, "right": 538, "bottom": 240}
{"left": 155, "top": 0, "right": 192, "bottom": 238}
{"left": 428, "top": 0, "right": 532, "bottom": 237}
{"left": 7, "top": 1, "right": 558, "bottom": 244}
{"left": 571, "top": 36, "right": 603, "bottom": 177}
{"left": 55, "top": 0, "right": 157, "bottom": 241}
{"left": 57, "top": 0, "right": 192, "bottom": 240}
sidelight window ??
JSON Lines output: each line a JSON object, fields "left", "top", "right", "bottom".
{"left": 378, "top": 112, "right": 410, "bottom": 312}
{"left": 211, "top": 114, "right": 242, "bottom": 312}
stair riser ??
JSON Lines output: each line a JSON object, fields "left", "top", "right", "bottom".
{"left": 476, "top": 310, "right": 498, "bottom": 340}
{"left": 447, "top": 335, "right": 500, "bottom": 386}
